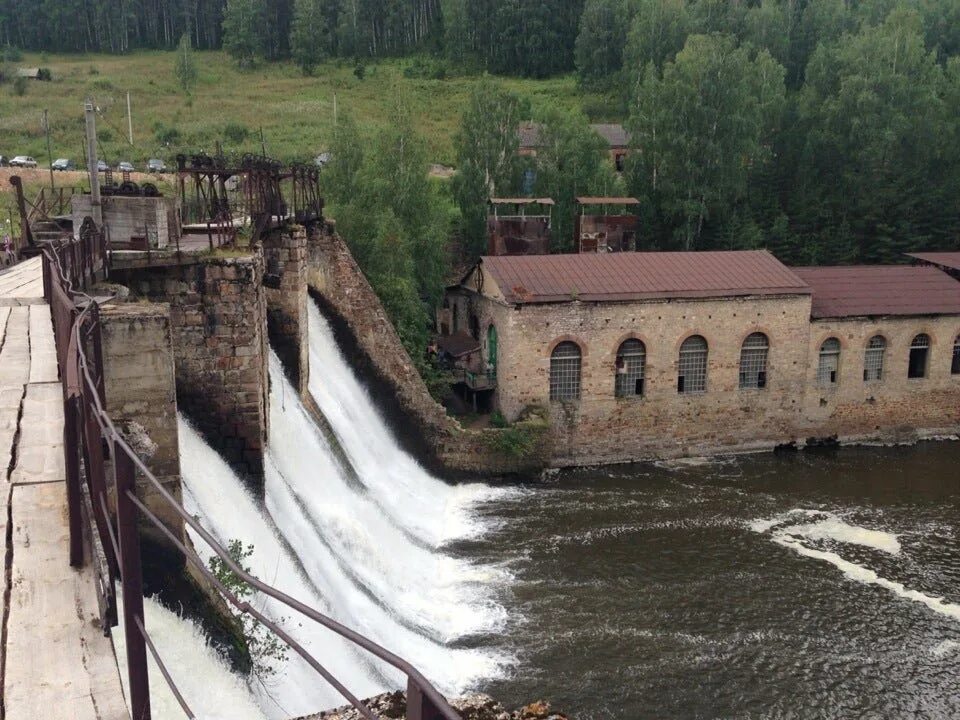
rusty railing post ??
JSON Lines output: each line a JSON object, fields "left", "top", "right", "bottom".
{"left": 64, "top": 394, "right": 84, "bottom": 568}
{"left": 407, "top": 678, "right": 445, "bottom": 720}
{"left": 115, "top": 448, "right": 151, "bottom": 720}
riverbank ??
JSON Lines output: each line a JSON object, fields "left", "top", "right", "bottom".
{"left": 301, "top": 692, "right": 570, "bottom": 720}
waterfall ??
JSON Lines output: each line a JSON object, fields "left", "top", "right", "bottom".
{"left": 178, "top": 302, "right": 511, "bottom": 719}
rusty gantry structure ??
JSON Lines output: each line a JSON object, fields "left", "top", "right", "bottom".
{"left": 575, "top": 196, "right": 640, "bottom": 253}
{"left": 176, "top": 152, "right": 324, "bottom": 248}
{"left": 486, "top": 198, "right": 554, "bottom": 256}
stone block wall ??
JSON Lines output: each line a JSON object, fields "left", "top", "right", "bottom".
{"left": 306, "top": 225, "right": 549, "bottom": 476}
{"left": 801, "top": 316, "right": 960, "bottom": 441}
{"left": 476, "top": 290, "right": 815, "bottom": 465}
{"left": 99, "top": 302, "right": 183, "bottom": 547}
{"left": 112, "top": 255, "right": 269, "bottom": 488}
{"left": 263, "top": 226, "right": 309, "bottom": 394}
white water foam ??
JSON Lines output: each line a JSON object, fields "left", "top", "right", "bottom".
{"left": 113, "top": 592, "right": 265, "bottom": 720}
{"left": 751, "top": 510, "right": 960, "bottom": 623}
{"left": 177, "top": 303, "right": 513, "bottom": 718}
{"left": 931, "top": 639, "right": 960, "bottom": 657}
{"left": 181, "top": 417, "right": 381, "bottom": 718}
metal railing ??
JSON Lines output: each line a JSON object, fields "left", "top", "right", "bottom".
{"left": 43, "top": 231, "right": 459, "bottom": 720}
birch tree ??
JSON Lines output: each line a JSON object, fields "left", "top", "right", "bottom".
{"left": 627, "top": 33, "right": 785, "bottom": 249}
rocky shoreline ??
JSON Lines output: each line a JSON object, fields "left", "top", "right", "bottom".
{"left": 297, "top": 691, "right": 570, "bottom": 720}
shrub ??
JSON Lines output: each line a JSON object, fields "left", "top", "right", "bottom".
{"left": 12, "top": 76, "right": 27, "bottom": 96}
{"left": 88, "top": 66, "right": 100, "bottom": 75}
{"left": 153, "top": 123, "right": 181, "bottom": 146}
{"left": 223, "top": 122, "right": 249, "bottom": 144}
{"left": 353, "top": 61, "right": 366, "bottom": 80}
{"left": 488, "top": 426, "right": 538, "bottom": 458}
{"left": 403, "top": 57, "right": 449, "bottom": 80}
{"left": 209, "top": 540, "right": 288, "bottom": 678}
{"left": 3, "top": 45, "right": 23, "bottom": 62}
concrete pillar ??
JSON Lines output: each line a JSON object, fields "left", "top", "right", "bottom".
{"left": 99, "top": 302, "right": 184, "bottom": 550}
{"left": 263, "top": 225, "right": 309, "bottom": 395}
{"left": 112, "top": 255, "right": 269, "bottom": 493}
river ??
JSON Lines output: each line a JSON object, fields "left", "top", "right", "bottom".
{"left": 175, "top": 301, "right": 960, "bottom": 720}
{"left": 467, "top": 444, "right": 960, "bottom": 718}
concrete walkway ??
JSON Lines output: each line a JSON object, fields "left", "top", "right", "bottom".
{"left": 0, "top": 261, "right": 128, "bottom": 719}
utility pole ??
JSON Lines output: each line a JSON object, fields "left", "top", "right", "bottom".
{"left": 126, "top": 91, "right": 134, "bottom": 145}
{"left": 84, "top": 99, "right": 102, "bottom": 227}
{"left": 43, "top": 109, "right": 54, "bottom": 190}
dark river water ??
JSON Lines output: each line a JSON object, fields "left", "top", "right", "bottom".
{"left": 464, "top": 442, "right": 960, "bottom": 719}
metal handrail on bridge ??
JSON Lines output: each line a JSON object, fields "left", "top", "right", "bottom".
{"left": 43, "top": 233, "right": 460, "bottom": 720}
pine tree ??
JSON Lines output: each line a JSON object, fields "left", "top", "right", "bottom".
{"left": 173, "top": 33, "right": 197, "bottom": 92}
{"left": 452, "top": 80, "right": 529, "bottom": 257}
{"left": 222, "top": 0, "right": 267, "bottom": 69}
{"left": 575, "top": 0, "right": 628, "bottom": 84}
{"left": 290, "top": 0, "right": 328, "bottom": 75}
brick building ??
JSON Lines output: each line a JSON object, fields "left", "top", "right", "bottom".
{"left": 444, "top": 250, "right": 960, "bottom": 465}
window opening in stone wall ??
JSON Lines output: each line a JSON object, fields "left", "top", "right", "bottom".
{"left": 550, "top": 341, "right": 582, "bottom": 401}
{"left": 908, "top": 333, "right": 930, "bottom": 378}
{"left": 678, "top": 335, "right": 708, "bottom": 394}
{"left": 818, "top": 338, "right": 840, "bottom": 386}
{"left": 863, "top": 335, "right": 886, "bottom": 381}
{"left": 953, "top": 335, "right": 960, "bottom": 375}
{"left": 739, "top": 333, "right": 769, "bottom": 389}
{"left": 615, "top": 339, "right": 646, "bottom": 397}
{"left": 487, "top": 324, "right": 498, "bottom": 378}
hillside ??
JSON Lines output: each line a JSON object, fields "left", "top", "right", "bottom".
{"left": 0, "top": 52, "right": 599, "bottom": 169}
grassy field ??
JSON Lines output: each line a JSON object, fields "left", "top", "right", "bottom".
{"left": 0, "top": 51, "right": 616, "bottom": 170}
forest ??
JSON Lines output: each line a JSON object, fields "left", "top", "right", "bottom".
{"left": 3, "top": 0, "right": 960, "bottom": 355}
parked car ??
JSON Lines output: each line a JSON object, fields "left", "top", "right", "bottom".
{"left": 96, "top": 160, "right": 108, "bottom": 172}
{"left": 0, "top": 156, "right": 9, "bottom": 167}
{"left": 51, "top": 158, "right": 74, "bottom": 171}
{"left": 147, "top": 158, "right": 167, "bottom": 173}
{"left": 10, "top": 156, "right": 37, "bottom": 168}
{"left": 117, "top": 161, "right": 135, "bottom": 173}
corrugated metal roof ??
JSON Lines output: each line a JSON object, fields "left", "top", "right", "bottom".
{"left": 517, "top": 122, "right": 631, "bottom": 149}
{"left": 905, "top": 252, "right": 960, "bottom": 272}
{"left": 489, "top": 198, "right": 555, "bottom": 206}
{"left": 575, "top": 197, "right": 640, "bottom": 205}
{"left": 589, "top": 123, "right": 630, "bottom": 147}
{"left": 792, "top": 265, "right": 960, "bottom": 318}
{"left": 481, "top": 251, "right": 810, "bottom": 304}
{"left": 438, "top": 331, "right": 480, "bottom": 358}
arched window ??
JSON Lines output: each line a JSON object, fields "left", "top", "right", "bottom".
{"left": 678, "top": 335, "right": 708, "bottom": 394}
{"left": 818, "top": 338, "right": 840, "bottom": 386}
{"left": 739, "top": 333, "right": 769, "bottom": 389}
{"left": 550, "top": 342, "right": 582, "bottom": 401}
{"left": 908, "top": 333, "right": 931, "bottom": 378}
{"left": 863, "top": 335, "right": 886, "bottom": 382}
{"left": 953, "top": 335, "right": 960, "bottom": 375}
{"left": 615, "top": 339, "right": 646, "bottom": 397}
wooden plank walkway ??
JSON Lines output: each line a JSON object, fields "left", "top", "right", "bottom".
{"left": 0, "top": 260, "right": 129, "bottom": 719}
{"left": 0, "top": 258, "right": 45, "bottom": 306}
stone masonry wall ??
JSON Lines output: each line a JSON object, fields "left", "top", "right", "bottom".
{"left": 113, "top": 255, "right": 269, "bottom": 488}
{"left": 262, "top": 226, "right": 309, "bottom": 395}
{"left": 99, "top": 302, "right": 184, "bottom": 547}
{"left": 475, "top": 290, "right": 815, "bottom": 466}
{"left": 800, "top": 316, "right": 960, "bottom": 441}
{"left": 306, "top": 225, "right": 550, "bottom": 476}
